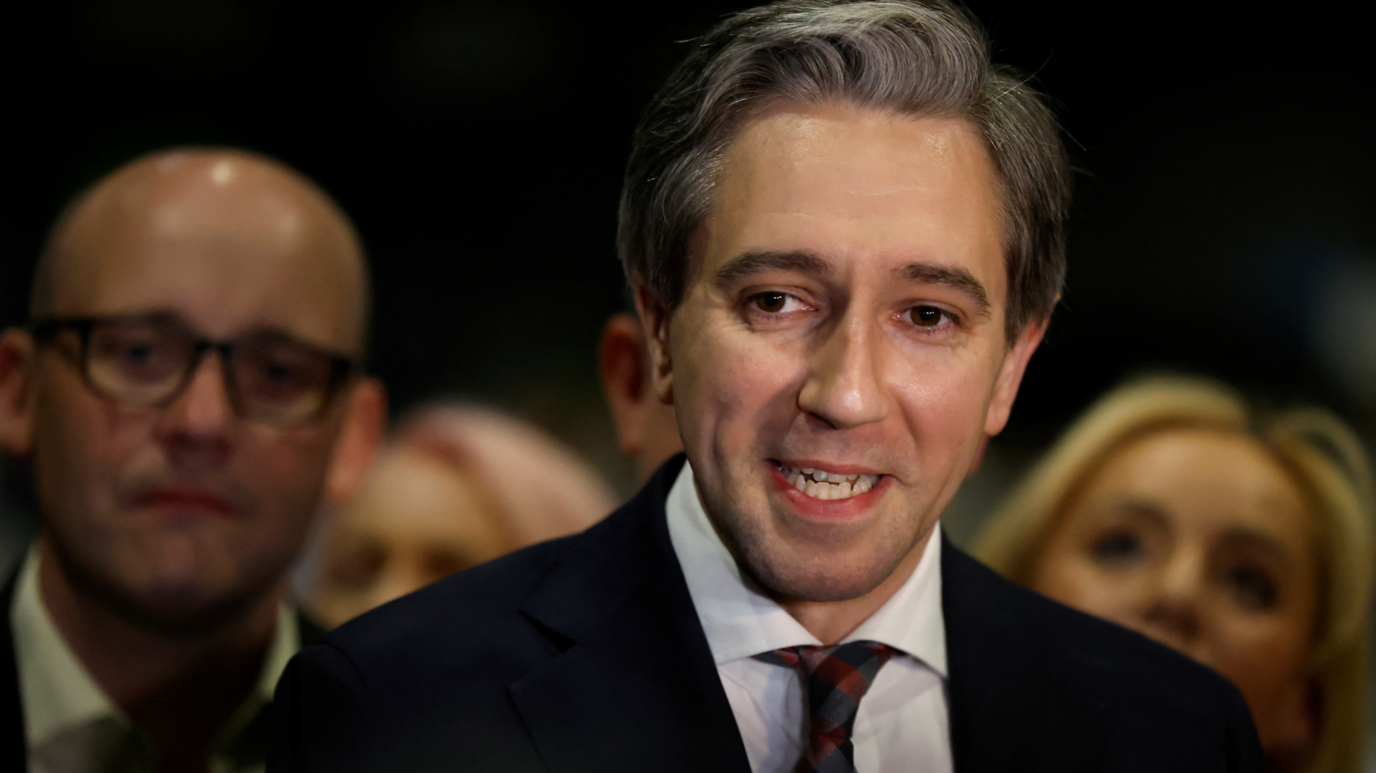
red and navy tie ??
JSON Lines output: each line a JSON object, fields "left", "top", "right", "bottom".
{"left": 755, "top": 640, "right": 895, "bottom": 773}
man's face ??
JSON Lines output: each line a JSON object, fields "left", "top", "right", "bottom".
{"left": 23, "top": 159, "right": 368, "bottom": 631}
{"left": 655, "top": 103, "right": 1043, "bottom": 602}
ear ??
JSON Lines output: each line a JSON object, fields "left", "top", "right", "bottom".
{"left": 982, "top": 318, "right": 1048, "bottom": 437}
{"left": 324, "top": 376, "right": 387, "bottom": 505}
{"left": 633, "top": 285, "right": 675, "bottom": 406}
{"left": 0, "top": 328, "right": 38, "bottom": 457}
{"left": 599, "top": 313, "right": 655, "bottom": 457}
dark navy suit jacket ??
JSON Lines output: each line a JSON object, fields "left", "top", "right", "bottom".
{"left": 270, "top": 455, "right": 1263, "bottom": 772}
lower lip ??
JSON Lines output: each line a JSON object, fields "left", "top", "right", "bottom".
{"left": 767, "top": 462, "right": 888, "bottom": 523}
{"left": 134, "top": 493, "right": 235, "bottom": 518}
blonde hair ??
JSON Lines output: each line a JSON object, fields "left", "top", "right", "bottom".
{"left": 975, "top": 376, "right": 1376, "bottom": 773}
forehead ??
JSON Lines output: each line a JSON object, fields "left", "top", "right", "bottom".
{"left": 702, "top": 103, "right": 1005, "bottom": 295}
{"left": 1082, "top": 428, "right": 1313, "bottom": 547}
{"left": 49, "top": 157, "right": 365, "bottom": 353}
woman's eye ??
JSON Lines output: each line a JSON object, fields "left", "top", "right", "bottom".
{"left": 1090, "top": 530, "right": 1143, "bottom": 565}
{"left": 1226, "top": 565, "right": 1278, "bottom": 611}
{"left": 906, "top": 305, "right": 949, "bottom": 328}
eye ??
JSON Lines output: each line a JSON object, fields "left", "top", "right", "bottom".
{"left": 1225, "top": 564, "right": 1278, "bottom": 611}
{"left": 1090, "top": 529, "right": 1144, "bottom": 566}
{"left": 327, "top": 543, "right": 385, "bottom": 591}
{"left": 904, "top": 305, "right": 953, "bottom": 329}
{"left": 752, "top": 291, "right": 791, "bottom": 313}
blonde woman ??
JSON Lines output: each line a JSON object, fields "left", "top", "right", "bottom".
{"left": 976, "top": 376, "right": 1375, "bottom": 773}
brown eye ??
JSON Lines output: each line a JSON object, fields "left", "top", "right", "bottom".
{"left": 909, "top": 306, "right": 944, "bottom": 327}
{"left": 1226, "top": 565, "right": 1278, "bottom": 611}
{"left": 1090, "top": 529, "right": 1145, "bottom": 565}
{"left": 754, "top": 292, "right": 788, "bottom": 313}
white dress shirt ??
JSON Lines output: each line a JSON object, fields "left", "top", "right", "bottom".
{"left": 665, "top": 462, "right": 952, "bottom": 773}
{"left": 9, "top": 546, "right": 301, "bottom": 773}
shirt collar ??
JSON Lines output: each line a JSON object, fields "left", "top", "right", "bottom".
{"left": 665, "top": 461, "right": 947, "bottom": 676}
{"left": 9, "top": 543, "right": 302, "bottom": 755}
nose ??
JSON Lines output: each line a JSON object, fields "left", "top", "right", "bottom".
{"left": 796, "top": 312, "right": 888, "bottom": 430}
{"left": 1138, "top": 548, "right": 1205, "bottom": 650}
{"left": 154, "top": 351, "right": 235, "bottom": 464}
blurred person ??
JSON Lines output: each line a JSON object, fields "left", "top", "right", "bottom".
{"left": 273, "top": 2, "right": 1261, "bottom": 771}
{"left": 0, "top": 148, "right": 385, "bottom": 772}
{"left": 976, "top": 376, "right": 1376, "bottom": 773}
{"left": 297, "top": 403, "right": 615, "bottom": 628}
{"left": 599, "top": 311, "right": 682, "bottom": 482}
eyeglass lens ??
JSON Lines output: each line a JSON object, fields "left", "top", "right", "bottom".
{"left": 82, "top": 317, "right": 341, "bottom": 425}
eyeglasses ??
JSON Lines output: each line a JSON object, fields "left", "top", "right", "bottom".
{"left": 29, "top": 314, "right": 358, "bottom": 427}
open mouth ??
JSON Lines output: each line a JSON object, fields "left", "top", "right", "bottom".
{"left": 775, "top": 462, "right": 882, "bottom": 501}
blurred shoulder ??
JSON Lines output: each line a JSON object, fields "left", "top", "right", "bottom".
{"left": 316, "top": 533, "right": 576, "bottom": 674}
{"left": 944, "top": 543, "right": 1261, "bottom": 769}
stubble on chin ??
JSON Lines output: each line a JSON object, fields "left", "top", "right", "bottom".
{"left": 47, "top": 524, "right": 283, "bottom": 639}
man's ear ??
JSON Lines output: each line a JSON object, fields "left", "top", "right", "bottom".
{"left": 599, "top": 313, "right": 654, "bottom": 457}
{"left": 633, "top": 285, "right": 674, "bottom": 405}
{"left": 0, "top": 328, "right": 38, "bottom": 457}
{"left": 324, "top": 376, "right": 386, "bottom": 505}
{"left": 983, "top": 318, "right": 1048, "bottom": 437}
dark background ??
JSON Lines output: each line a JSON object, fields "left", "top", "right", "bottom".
{"left": 1, "top": 0, "right": 1373, "bottom": 505}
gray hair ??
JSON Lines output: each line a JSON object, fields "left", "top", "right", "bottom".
{"left": 617, "top": 0, "right": 1071, "bottom": 340}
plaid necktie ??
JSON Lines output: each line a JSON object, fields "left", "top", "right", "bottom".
{"left": 755, "top": 640, "right": 895, "bottom": 773}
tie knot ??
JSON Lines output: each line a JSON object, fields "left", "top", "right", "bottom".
{"left": 754, "top": 641, "right": 896, "bottom": 773}
{"left": 755, "top": 639, "right": 894, "bottom": 679}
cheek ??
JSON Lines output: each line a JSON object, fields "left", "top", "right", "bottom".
{"left": 672, "top": 313, "right": 806, "bottom": 449}
{"left": 226, "top": 429, "right": 339, "bottom": 559}
{"left": 1205, "top": 608, "right": 1312, "bottom": 697}
{"left": 33, "top": 386, "right": 141, "bottom": 513}
{"left": 1031, "top": 547, "right": 1144, "bottom": 627}
{"left": 886, "top": 348, "right": 997, "bottom": 457}
{"left": 242, "top": 430, "right": 336, "bottom": 504}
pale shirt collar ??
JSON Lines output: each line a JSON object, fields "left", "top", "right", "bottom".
{"left": 9, "top": 544, "right": 300, "bottom": 771}
{"left": 665, "top": 461, "right": 947, "bottom": 675}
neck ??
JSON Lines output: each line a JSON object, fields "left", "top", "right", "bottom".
{"left": 35, "top": 536, "right": 282, "bottom": 768}
{"left": 775, "top": 526, "right": 934, "bottom": 645}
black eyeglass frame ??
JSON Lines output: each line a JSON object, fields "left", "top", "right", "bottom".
{"left": 27, "top": 314, "right": 359, "bottom": 426}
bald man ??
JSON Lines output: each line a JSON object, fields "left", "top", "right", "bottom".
{"left": 0, "top": 148, "right": 384, "bottom": 773}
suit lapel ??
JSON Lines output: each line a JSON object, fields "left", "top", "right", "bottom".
{"left": 510, "top": 455, "right": 751, "bottom": 773}
{"left": 941, "top": 536, "right": 1105, "bottom": 772}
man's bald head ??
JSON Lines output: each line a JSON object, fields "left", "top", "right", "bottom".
{"left": 0, "top": 147, "right": 386, "bottom": 637}
{"left": 32, "top": 148, "right": 370, "bottom": 356}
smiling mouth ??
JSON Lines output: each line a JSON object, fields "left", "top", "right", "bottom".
{"left": 774, "top": 462, "right": 882, "bottom": 501}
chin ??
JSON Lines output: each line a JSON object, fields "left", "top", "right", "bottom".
{"left": 119, "top": 576, "right": 267, "bottom": 637}
{"left": 742, "top": 541, "right": 905, "bottom": 603}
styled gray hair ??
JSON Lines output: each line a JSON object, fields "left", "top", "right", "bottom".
{"left": 617, "top": 0, "right": 1071, "bottom": 340}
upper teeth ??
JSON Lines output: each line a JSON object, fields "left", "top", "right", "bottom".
{"left": 780, "top": 465, "right": 880, "bottom": 500}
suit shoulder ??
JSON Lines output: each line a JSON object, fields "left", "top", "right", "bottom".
{"left": 947, "top": 547, "right": 1250, "bottom": 717}
{"left": 318, "top": 534, "right": 574, "bottom": 671}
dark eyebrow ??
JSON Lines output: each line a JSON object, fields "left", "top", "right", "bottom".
{"left": 1109, "top": 499, "right": 1171, "bottom": 526}
{"left": 1218, "top": 528, "right": 1292, "bottom": 564}
{"left": 714, "top": 250, "right": 833, "bottom": 289}
{"left": 898, "top": 263, "right": 991, "bottom": 318}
